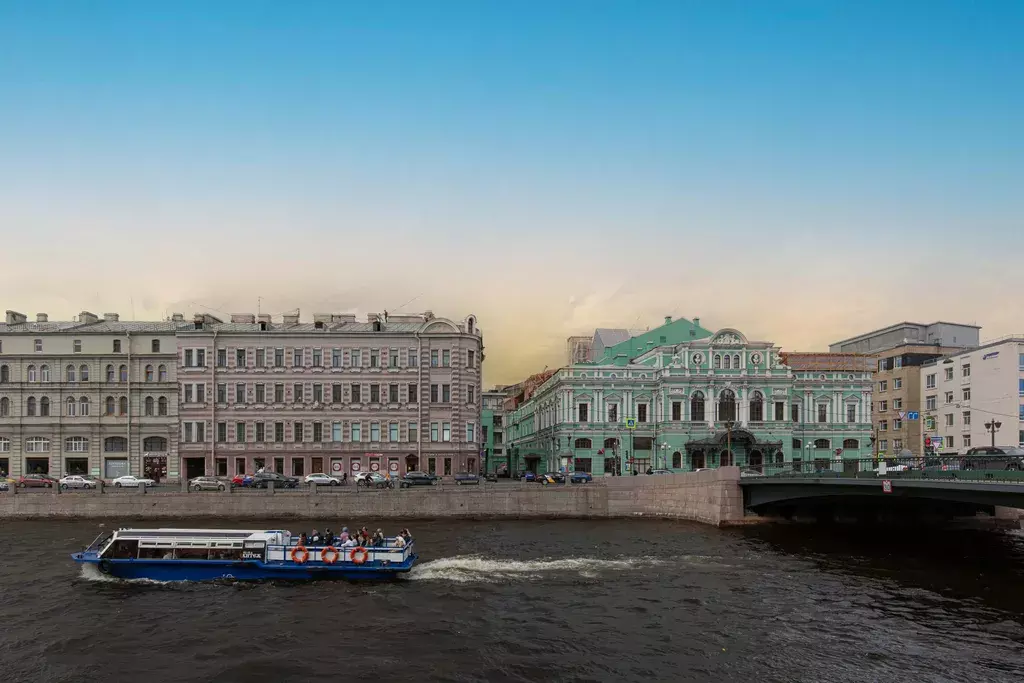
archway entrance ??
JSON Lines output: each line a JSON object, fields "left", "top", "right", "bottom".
{"left": 405, "top": 454, "right": 419, "bottom": 472}
{"left": 690, "top": 449, "right": 706, "bottom": 470}
{"left": 719, "top": 449, "right": 734, "bottom": 467}
{"left": 524, "top": 456, "right": 542, "bottom": 475}
{"left": 748, "top": 450, "right": 763, "bottom": 472}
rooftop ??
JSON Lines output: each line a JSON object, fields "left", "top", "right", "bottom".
{"left": 829, "top": 320, "right": 981, "bottom": 347}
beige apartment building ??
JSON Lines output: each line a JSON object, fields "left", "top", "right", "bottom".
{"left": 175, "top": 310, "right": 483, "bottom": 482}
{"left": 0, "top": 310, "right": 183, "bottom": 480}
{"left": 830, "top": 321, "right": 980, "bottom": 456}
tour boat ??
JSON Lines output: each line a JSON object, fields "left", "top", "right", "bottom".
{"left": 71, "top": 527, "right": 418, "bottom": 582}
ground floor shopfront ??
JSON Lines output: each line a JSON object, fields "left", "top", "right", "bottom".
{"left": 177, "top": 450, "right": 480, "bottom": 480}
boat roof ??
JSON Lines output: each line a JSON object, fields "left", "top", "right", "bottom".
{"left": 113, "top": 528, "right": 283, "bottom": 539}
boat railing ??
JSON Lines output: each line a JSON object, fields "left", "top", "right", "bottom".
{"left": 266, "top": 539, "right": 414, "bottom": 562}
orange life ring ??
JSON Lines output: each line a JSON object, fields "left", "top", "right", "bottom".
{"left": 291, "top": 545, "right": 309, "bottom": 564}
{"left": 321, "top": 546, "right": 339, "bottom": 564}
{"left": 350, "top": 546, "right": 369, "bottom": 564}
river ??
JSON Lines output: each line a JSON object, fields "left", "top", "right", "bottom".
{"left": 1, "top": 518, "right": 1022, "bottom": 682}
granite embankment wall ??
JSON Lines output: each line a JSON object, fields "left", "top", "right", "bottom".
{"left": 0, "top": 468, "right": 746, "bottom": 526}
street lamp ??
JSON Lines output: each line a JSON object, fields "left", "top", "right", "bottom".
{"left": 659, "top": 442, "right": 669, "bottom": 471}
{"left": 985, "top": 420, "right": 1002, "bottom": 448}
{"left": 723, "top": 420, "right": 735, "bottom": 467}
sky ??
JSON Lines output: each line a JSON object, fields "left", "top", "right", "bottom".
{"left": 1, "top": 1, "right": 1022, "bottom": 386}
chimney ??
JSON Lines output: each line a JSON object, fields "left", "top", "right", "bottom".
{"left": 257, "top": 314, "right": 271, "bottom": 326}
{"left": 171, "top": 313, "right": 184, "bottom": 323}
{"left": 282, "top": 311, "right": 300, "bottom": 325}
{"left": 664, "top": 316, "right": 672, "bottom": 325}
{"left": 230, "top": 314, "right": 256, "bottom": 324}
{"left": 693, "top": 317, "right": 700, "bottom": 328}
{"left": 103, "top": 312, "right": 120, "bottom": 322}
{"left": 5, "top": 310, "right": 27, "bottom": 325}
{"left": 332, "top": 314, "right": 356, "bottom": 323}
{"left": 313, "top": 313, "right": 331, "bottom": 324}
{"left": 423, "top": 310, "right": 434, "bottom": 321}
{"left": 36, "top": 313, "right": 48, "bottom": 323}
{"left": 366, "top": 313, "right": 379, "bottom": 323}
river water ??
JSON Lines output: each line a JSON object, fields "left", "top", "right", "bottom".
{"left": 2, "top": 518, "right": 1023, "bottom": 683}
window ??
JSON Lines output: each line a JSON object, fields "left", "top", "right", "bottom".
{"left": 235, "top": 383, "right": 245, "bottom": 403}
{"left": 294, "top": 421, "right": 304, "bottom": 442}
{"left": 255, "top": 348, "right": 266, "bottom": 368}
{"left": 351, "top": 422, "right": 361, "bottom": 442}
{"left": 117, "top": 364, "right": 126, "bottom": 382}
{"left": 313, "top": 349, "right": 322, "bottom": 367}
{"left": 294, "top": 383, "right": 304, "bottom": 403}
{"left": 183, "top": 348, "right": 205, "bottom": 367}
{"left": 672, "top": 401, "right": 682, "bottom": 421}
{"left": 39, "top": 397, "right": 49, "bottom": 416}
{"left": 236, "top": 349, "right": 247, "bottom": 367}
{"left": 332, "top": 348, "right": 341, "bottom": 368}
{"left": 879, "top": 420, "right": 888, "bottom": 431}
{"left": 65, "top": 436, "right": 88, "bottom": 452}
{"left": 892, "top": 399, "right": 902, "bottom": 410}
{"left": 183, "top": 422, "right": 205, "bottom": 443}
{"left": 271, "top": 383, "right": 282, "bottom": 403}
{"left": 144, "top": 365, "right": 154, "bottom": 382}
{"left": 389, "top": 348, "right": 399, "bottom": 368}
{"left": 293, "top": 348, "right": 303, "bottom": 367}
{"left": 894, "top": 357, "right": 903, "bottom": 369}
{"left": 217, "top": 349, "right": 227, "bottom": 367}
{"left": 690, "top": 392, "right": 705, "bottom": 422}
{"left": 578, "top": 404, "right": 589, "bottom": 422}
{"left": 945, "top": 367, "right": 954, "bottom": 381}
{"left": 442, "top": 350, "right": 450, "bottom": 367}
{"left": 144, "top": 396, "right": 154, "bottom": 416}
{"left": 1020, "top": 378, "right": 1024, "bottom": 397}
{"left": 944, "top": 413, "right": 954, "bottom": 427}
{"left": 275, "top": 348, "right": 285, "bottom": 367}
{"left": 408, "top": 383, "right": 418, "bottom": 403}
{"left": 72, "top": 339, "right": 82, "bottom": 353}
{"left": 158, "top": 397, "right": 167, "bottom": 415}
{"left": 255, "top": 422, "right": 266, "bottom": 442}
{"left": 332, "top": 422, "right": 342, "bottom": 442}
{"left": 158, "top": 365, "right": 167, "bottom": 381}
{"left": 925, "top": 416, "right": 935, "bottom": 430}
{"left": 466, "top": 422, "right": 475, "bottom": 442}
{"left": 846, "top": 404, "right": 856, "bottom": 423}
{"left": 925, "top": 374, "right": 936, "bottom": 389}
{"left": 236, "top": 422, "right": 246, "bottom": 443}
{"left": 351, "top": 384, "right": 361, "bottom": 403}
{"left": 431, "top": 350, "right": 439, "bottom": 367}
{"left": 255, "top": 383, "right": 266, "bottom": 403}
{"left": 467, "top": 385, "right": 475, "bottom": 404}
{"left": 962, "top": 363, "right": 971, "bottom": 378}
{"left": 944, "top": 392, "right": 953, "bottom": 404}
{"left": 817, "top": 404, "right": 827, "bottom": 423}
{"left": 608, "top": 404, "right": 619, "bottom": 422}
{"left": 947, "top": 435, "right": 955, "bottom": 448}
{"left": 638, "top": 404, "right": 648, "bottom": 423}
{"left": 442, "top": 384, "right": 451, "bottom": 403}
{"left": 879, "top": 400, "right": 888, "bottom": 412}
{"left": 66, "top": 396, "right": 76, "bottom": 416}
{"left": 119, "top": 397, "right": 128, "bottom": 415}
{"left": 718, "top": 390, "right": 736, "bottom": 422}
{"left": 926, "top": 395, "right": 937, "bottom": 410}
{"left": 274, "top": 422, "right": 284, "bottom": 442}
{"left": 1, "top": 365, "right": 10, "bottom": 383}
{"left": 963, "top": 410, "right": 971, "bottom": 426}
{"left": 214, "top": 383, "right": 225, "bottom": 403}
{"left": 64, "top": 364, "right": 76, "bottom": 382}
{"left": 1020, "top": 353, "right": 1024, "bottom": 370}
{"left": 217, "top": 423, "right": 227, "bottom": 443}
{"left": 389, "top": 422, "right": 399, "bottom": 442}
{"left": 750, "top": 392, "right": 764, "bottom": 422}
{"left": 431, "top": 422, "right": 439, "bottom": 442}
{"left": 468, "top": 350, "right": 476, "bottom": 368}
{"left": 723, "top": 355, "right": 730, "bottom": 369}
{"left": 370, "top": 349, "right": 380, "bottom": 368}
{"left": 893, "top": 418, "right": 903, "bottom": 430}
{"left": 34, "top": 339, "right": 42, "bottom": 352}
{"left": 389, "top": 384, "right": 399, "bottom": 403}
{"left": 313, "top": 422, "right": 323, "bottom": 441}
{"left": 105, "top": 436, "right": 127, "bottom": 452}
{"left": 962, "top": 435, "right": 971, "bottom": 448}
{"left": 813, "top": 439, "right": 830, "bottom": 449}
{"left": 351, "top": 349, "right": 361, "bottom": 367}
{"left": 442, "top": 422, "right": 451, "bottom": 442}
{"left": 879, "top": 380, "right": 887, "bottom": 391}
{"left": 151, "top": 339, "right": 160, "bottom": 353}
{"left": 104, "top": 396, "right": 114, "bottom": 415}
{"left": 113, "top": 339, "right": 122, "bottom": 353}
{"left": 408, "top": 422, "right": 418, "bottom": 442}
{"left": 880, "top": 439, "right": 888, "bottom": 452}
{"left": 27, "top": 365, "right": 37, "bottom": 382}
{"left": 963, "top": 387, "right": 971, "bottom": 401}
{"left": 430, "top": 384, "right": 438, "bottom": 402}
{"left": 408, "top": 349, "right": 418, "bottom": 367}
{"left": 370, "top": 422, "right": 380, "bottom": 442}
{"left": 332, "top": 384, "right": 342, "bottom": 403}
{"left": 369, "top": 384, "right": 380, "bottom": 403}
{"left": 893, "top": 378, "right": 902, "bottom": 390}
{"left": 0, "top": 397, "right": 8, "bottom": 416}
{"left": 313, "top": 383, "right": 323, "bottom": 403}
{"left": 25, "top": 437, "right": 50, "bottom": 452}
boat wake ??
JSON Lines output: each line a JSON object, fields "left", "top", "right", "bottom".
{"left": 404, "top": 555, "right": 666, "bottom": 583}
{"left": 78, "top": 563, "right": 173, "bottom": 586}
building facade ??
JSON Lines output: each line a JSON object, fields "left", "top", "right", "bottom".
{"left": 506, "top": 317, "right": 874, "bottom": 476}
{"left": 0, "top": 310, "right": 182, "bottom": 480}
{"left": 174, "top": 311, "right": 483, "bottom": 482}
{"left": 829, "top": 321, "right": 981, "bottom": 354}
{"left": 920, "top": 336, "right": 1024, "bottom": 454}
{"left": 481, "top": 389, "right": 507, "bottom": 475}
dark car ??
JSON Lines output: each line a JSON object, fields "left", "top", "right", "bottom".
{"left": 400, "top": 471, "right": 438, "bottom": 488}
{"left": 484, "top": 472, "right": 498, "bottom": 482}
{"left": 454, "top": 472, "right": 480, "bottom": 485}
{"left": 569, "top": 471, "right": 593, "bottom": 483}
{"left": 541, "top": 472, "right": 565, "bottom": 484}
{"left": 18, "top": 474, "right": 58, "bottom": 488}
{"left": 519, "top": 471, "right": 537, "bottom": 482}
{"left": 961, "top": 446, "right": 1024, "bottom": 471}
{"left": 252, "top": 471, "right": 300, "bottom": 489}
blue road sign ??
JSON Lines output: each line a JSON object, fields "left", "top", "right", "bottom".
{"left": 625, "top": 418, "right": 637, "bottom": 429}
{"left": 907, "top": 411, "right": 919, "bottom": 420}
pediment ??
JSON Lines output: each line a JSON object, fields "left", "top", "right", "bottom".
{"left": 710, "top": 328, "right": 748, "bottom": 347}
{"left": 423, "top": 319, "right": 459, "bottom": 334}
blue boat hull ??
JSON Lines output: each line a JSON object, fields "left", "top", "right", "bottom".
{"left": 72, "top": 552, "right": 417, "bottom": 582}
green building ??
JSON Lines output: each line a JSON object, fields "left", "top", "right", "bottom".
{"left": 505, "top": 317, "right": 874, "bottom": 476}
{"left": 481, "top": 389, "right": 508, "bottom": 475}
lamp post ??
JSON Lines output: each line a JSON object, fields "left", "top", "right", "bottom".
{"left": 659, "top": 442, "right": 669, "bottom": 471}
{"left": 985, "top": 420, "right": 1002, "bottom": 448}
{"left": 724, "top": 420, "right": 735, "bottom": 467}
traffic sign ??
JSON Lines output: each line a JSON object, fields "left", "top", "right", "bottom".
{"left": 907, "top": 411, "right": 919, "bottom": 420}
{"left": 625, "top": 418, "right": 637, "bottom": 430}
{"left": 882, "top": 480, "right": 892, "bottom": 494}
{"left": 924, "top": 437, "right": 931, "bottom": 447}
{"left": 898, "top": 411, "right": 906, "bottom": 419}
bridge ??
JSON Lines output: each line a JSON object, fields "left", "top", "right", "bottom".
{"left": 740, "top": 457, "right": 1024, "bottom": 523}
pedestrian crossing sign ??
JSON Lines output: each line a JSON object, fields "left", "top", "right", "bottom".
{"left": 625, "top": 418, "right": 637, "bottom": 429}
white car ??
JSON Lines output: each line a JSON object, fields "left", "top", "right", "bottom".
{"left": 112, "top": 475, "right": 155, "bottom": 488}
{"left": 59, "top": 475, "right": 98, "bottom": 490}
{"left": 304, "top": 473, "right": 340, "bottom": 486}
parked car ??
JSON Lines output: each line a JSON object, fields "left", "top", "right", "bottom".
{"left": 252, "top": 471, "right": 300, "bottom": 489}
{"left": 360, "top": 472, "right": 393, "bottom": 489}
{"left": 231, "top": 474, "right": 254, "bottom": 487}
{"left": 189, "top": 476, "right": 227, "bottom": 492}
{"left": 18, "top": 474, "right": 58, "bottom": 488}
{"left": 59, "top": 475, "right": 98, "bottom": 490}
{"left": 112, "top": 475, "right": 156, "bottom": 488}
{"left": 305, "top": 473, "right": 340, "bottom": 486}
{"left": 650, "top": 469, "right": 674, "bottom": 476}
{"left": 738, "top": 468, "right": 764, "bottom": 478}
{"left": 520, "top": 471, "right": 537, "bottom": 482}
{"left": 454, "top": 472, "right": 480, "bottom": 485}
{"left": 484, "top": 472, "right": 498, "bottom": 482}
{"left": 962, "top": 446, "right": 1024, "bottom": 471}
{"left": 569, "top": 471, "right": 593, "bottom": 483}
{"left": 537, "top": 473, "right": 564, "bottom": 485}
{"left": 399, "top": 471, "right": 438, "bottom": 488}
{"left": 0, "top": 481, "right": 7, "bottom": 492}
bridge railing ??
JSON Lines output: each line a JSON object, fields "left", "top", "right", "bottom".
{"left": 751, "top": 454, "right": 1024, "bottom": 482}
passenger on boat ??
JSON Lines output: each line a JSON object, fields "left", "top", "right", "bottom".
{"left": 393, "top": 534, "right": 407, "bottom": 549}
{"left": 340, "top": 535, "right": 358, "bottom": 550}
{"left": 371, "top": 529, "right": 385, "bottom": 547}
{"left": 310, "top": 529, "right": 322, "bottom": 545}
{"left": 399, "top": 528, "right": 413, "bottom": 544}
{"left": 339, "top": 527, "right": 349, "bottom": 543}
{"left": 298, "top": 532, "right": 309, "bottom": 547}
{"left": 324, "top": 527, "right": 333, "bottom": 544}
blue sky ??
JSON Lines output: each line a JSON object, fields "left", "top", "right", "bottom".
{"left": 1, "top": 1, "right": 1021, "bottom": 383}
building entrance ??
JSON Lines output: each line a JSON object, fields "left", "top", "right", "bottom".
{"left": 183, "top": 457, "right": 206, "bottom": 479}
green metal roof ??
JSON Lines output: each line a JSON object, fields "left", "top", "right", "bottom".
{"left": 594, "top": 317, "right": 713, "bottom": 364}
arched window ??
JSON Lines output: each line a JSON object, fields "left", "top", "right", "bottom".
{"left": 145, "top": 396, "right": 154, "bottom": 416}
{"left": 718, "top": 389, "right": 736, "bottom": 422}
{"left": 66, "top": 365, "right": 76, "bottom": 382}
{"left": 814, "top": 438, "right": 830, "bottom": 449}
{"left": 0, "top": 436, "right": 9, "bottom": 452}
{"left": 723, "top": 355, "right": 731, "bottom": 369}
{"left": 66, "top": 396, "right": 77, "bottom": 416}
{"left": 843, "top": 438, "right": 859, "bottom": 449}
{"left": 733, "top": 354, "right": 740, "bottom": 368}
{"left": 0, "top": 365, "right": 8, "bottom": 383}
{"left": 104, "top": 436, "right": 128, "bottom": 452}
{"left": 0, "top": 397, "right": 9, "bottom": 417}
{"left": 690, "top": 391, "right": 705, "bottom": 422}
{"left": 25, "top": 437, "right": 50, "bottom": 452}
{"left": 79, "top": 396, "right": 90, "bottom": 416}
{"left": 574, "top": 438, "right": 592, "bottom": 449}
{"left": 792, "top": 438, "right": 802, "bottom": 450}
{"left": 119, "top": 396, "right": 128, "bottom": 415}
{"left": 26, "top": 397, "right": 37, "bottom": 416}
{"left": 27, "top": 365, "right": 37, "bottom": 382}
{"left": 145, "top": 365, "right": 154, "bottom": 382}
{"left": 720, "top": 450, "right": 733, "bottom": 467}
{"left": 106, "top": 365, "right": 115, "bottom": 382}
{"left": 143, "top": 436, "right": 168, "bottom": 452}
{"left": 119, "top": 365, "right": 128, "bottom": 382}
{"left": 603, "top": 437, "right": 618, "bottom": 449}
{"left": 105, "top": 396, "right": 115, "bottom": 415}
{"left": 672, "top": 451, "right": 682, "bottom": 468}
{"left": 80, "top": 364, "right": 89, "bottom": 381}
{"left": 750, "top": 391, "right": 764, "bottom": 422}
{"left": 40, "top": 365, "right": 50, "bottom": 382}
{"left": 158, "top": 364, "right": 167, "bottom": 381}
{"left": 40, "top": 397, "right": 50, "bottom": 416}
{"left": 65, "top": 437, "right": 89, "bottom": 453}
{"left": 158, "top": 397, "right": 168, "bottom": 416}
{"left": 713, "top": 355, "right": 721, "bottom": 369}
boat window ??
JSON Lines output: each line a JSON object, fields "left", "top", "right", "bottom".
{"left": 138, "top": 547, "right": 175, "bottom": 559}
{"left": 102, "top": 539, "right": 139, "bottom": 559}
{"left": 175, "top": 548, "right": 212, "bottom": 560}
{"left": 210, "top": 549, "right": 243, "bottom": 561}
